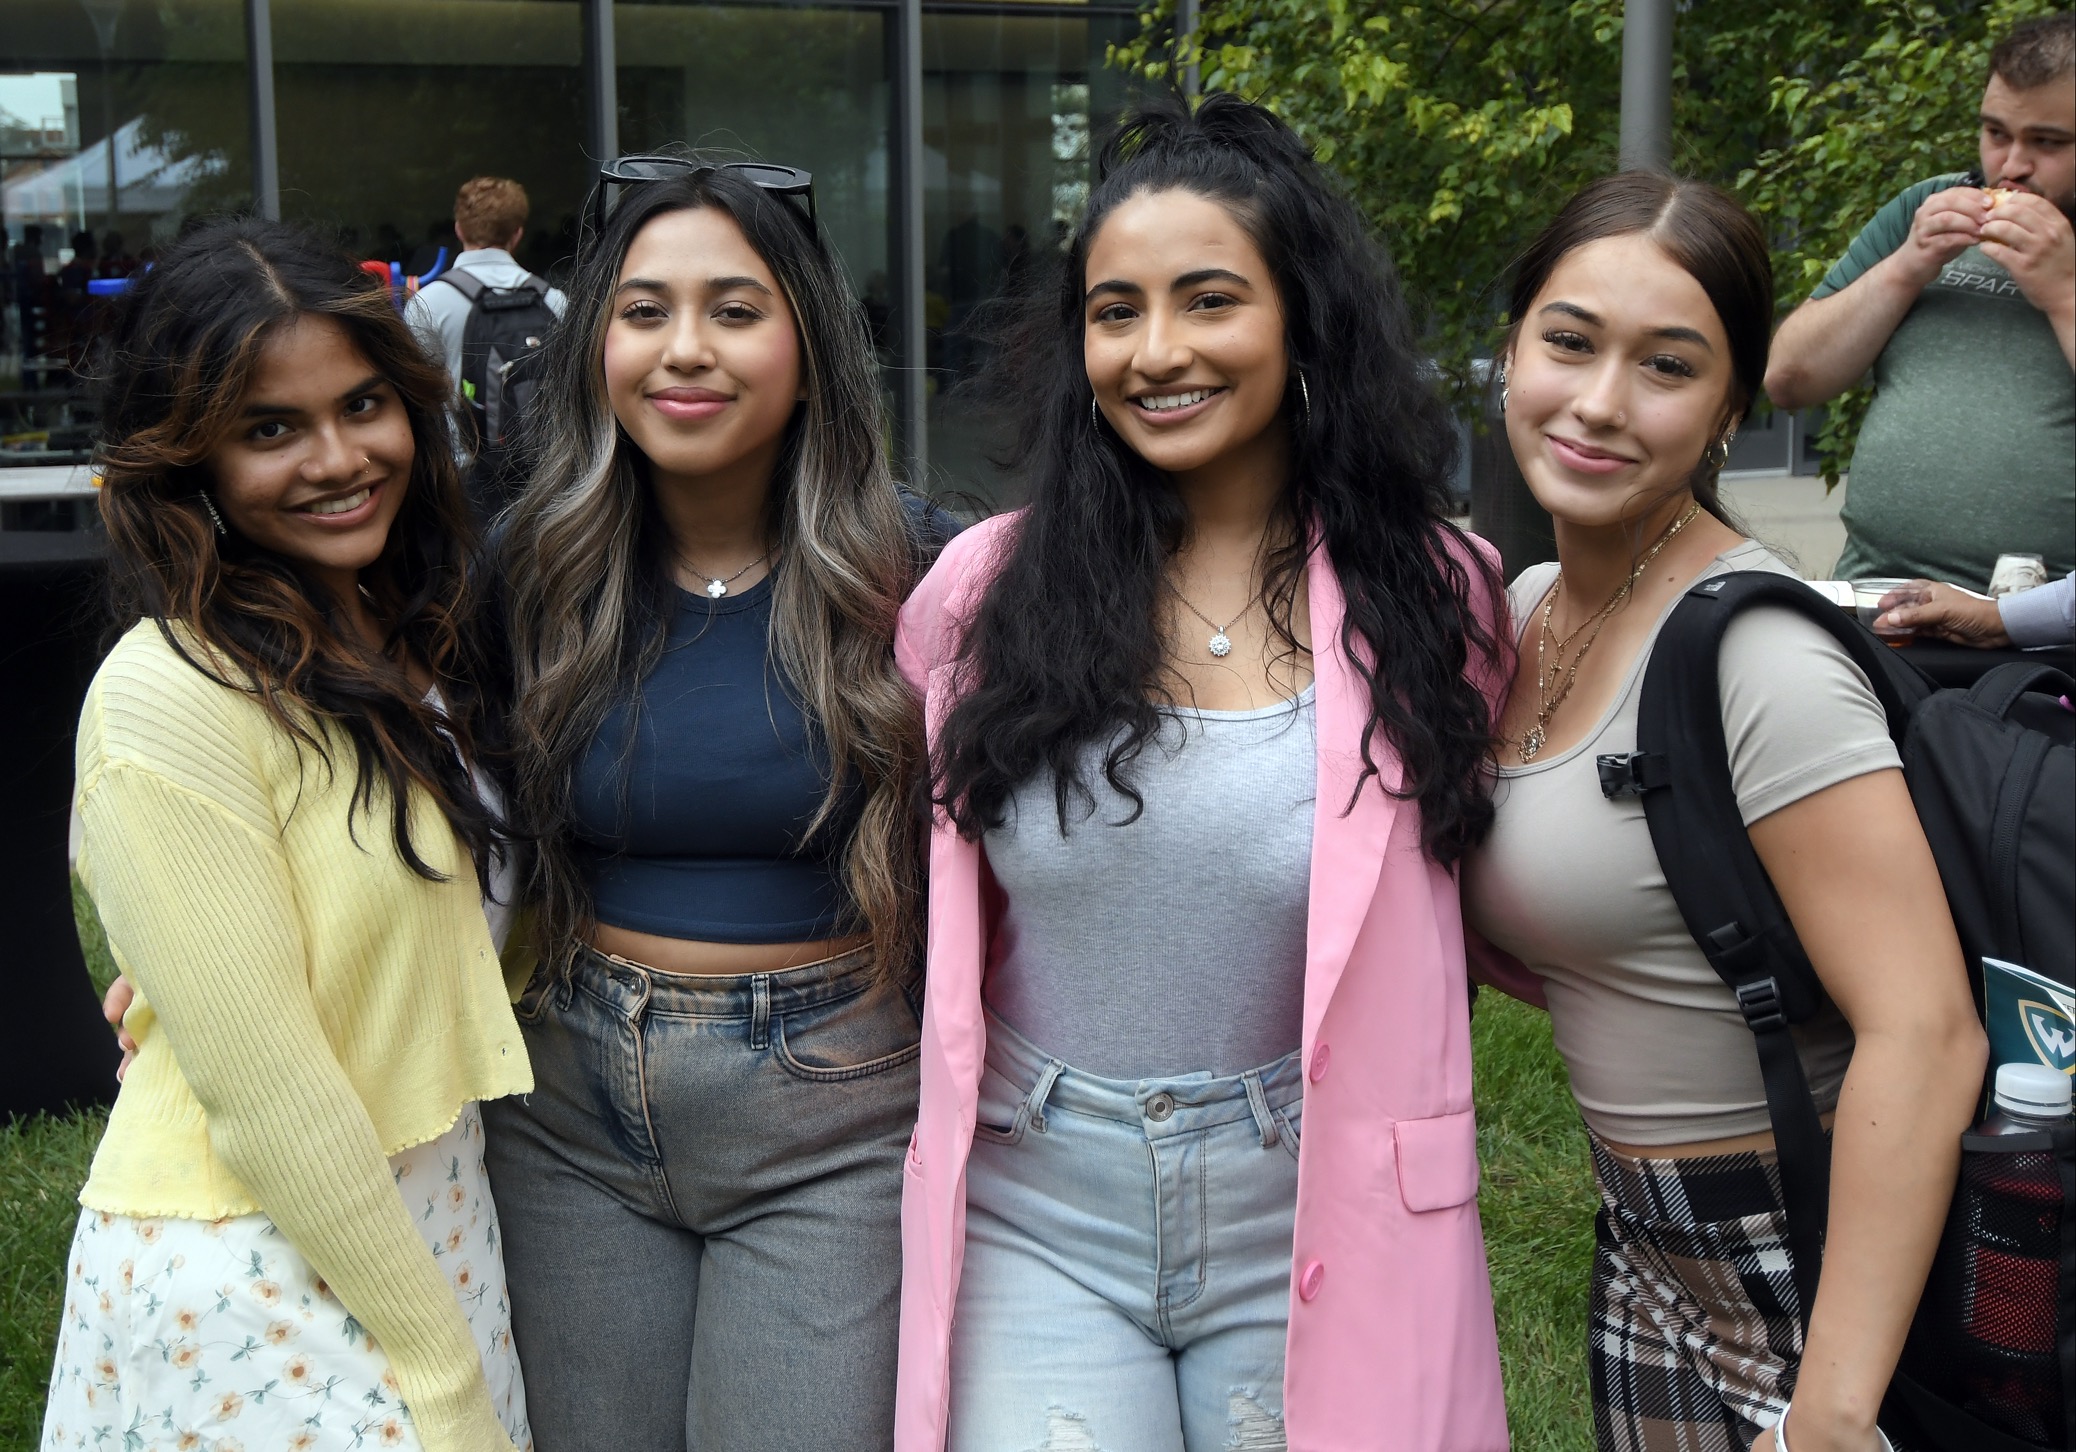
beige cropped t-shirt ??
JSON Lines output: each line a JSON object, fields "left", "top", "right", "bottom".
{"left": 1461, "top": 541, "right": 1900, "bottom": 1146}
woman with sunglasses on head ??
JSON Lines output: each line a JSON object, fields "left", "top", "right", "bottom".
{"left": 43, "top": 220, "right": 529, "bottom": 1452}
{"left": 897, "top": 94, "right": 1511, "bottom": 1450}
{"left": 1461, "top": 176, "right": 1985, "bottom": 1452}
{"left": 484, "top": 155, "right": 952, "bottom": 1452}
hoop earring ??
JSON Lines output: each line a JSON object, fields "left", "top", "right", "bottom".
{"left": 1297, "top": 368, "right": 1313, "bottom": 429}
{"left": 1090, "top": 395, "right": 1103, "bottom": 432}
{"left": 1705, "top": 433, "right": 1734, "bottom": 470}
{"left": 199, "top": 491, "right": 228, "bottom": 536}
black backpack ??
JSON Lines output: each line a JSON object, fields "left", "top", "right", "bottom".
{"left": 1597, "top": 570, "right": 2075, "bottom": 1450}
{"left": 436, "top": 269, "right": 557, "bottom": 520}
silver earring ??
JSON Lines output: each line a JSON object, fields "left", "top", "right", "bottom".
{"left": 1089, "top": 395, "right": 1102, "bottom": 432}
{"left": 1497, "top": 365, "right": 1510, "bottom": 414}
{"left": 199, "top": 491, "right": 228, "bottom": 536}
{"left": 1297, "top": 369, "right": 1313, "bottom": 429}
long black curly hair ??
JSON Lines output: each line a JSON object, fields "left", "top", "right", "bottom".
{"left": 933, "top": 92, "right": 1506, "bottom": 864}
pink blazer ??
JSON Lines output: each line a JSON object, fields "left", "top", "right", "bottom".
{"left": 893, "top": 513, "right": 1512, "bottom": 1451}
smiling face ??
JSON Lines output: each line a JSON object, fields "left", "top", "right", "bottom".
{"left": 1981, "top": 72, "right": 2076, "bottom": 215}
{"left": 1082, "top": 188, "right": 1290, "bottom": 485}
{"left": 204, "top": 313, "right": 414, "bottom": 601}
{"left": 602, "top": 206, "right": 804, "bottom": 490}
{"left": 1503, "top": 233, "right": 1737, "bottom": 529}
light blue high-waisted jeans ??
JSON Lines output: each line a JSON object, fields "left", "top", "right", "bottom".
{"left": 948, "top": 1010, "right": 1303, "bottom": 1452}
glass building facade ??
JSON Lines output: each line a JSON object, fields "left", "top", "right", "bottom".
{"left": 2, "top": 0, "right": 1145, "bottom": 508}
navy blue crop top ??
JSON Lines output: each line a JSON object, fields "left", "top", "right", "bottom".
{"left": 570, "top": 572, "right": 865, "bottom": 943}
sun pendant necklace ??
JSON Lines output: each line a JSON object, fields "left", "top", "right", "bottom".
{"left": 683, "top": 550, "right": 770, "bottom": 600}
{"left": 1168, "top": 583, "right": 1252, "bottom": 659}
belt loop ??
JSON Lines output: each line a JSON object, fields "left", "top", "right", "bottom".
{"left": 1024, "top": 1059, "right": 1066, "bottom": 1135}
{"left": 750, "top": 974, "right": 771, "bottom": 1050}
{"left": 1242, "top": 1069, "right": 1279, "bottom": 1149}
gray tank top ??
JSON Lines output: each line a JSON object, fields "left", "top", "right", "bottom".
{"left": 982, "top": 687, "right": 1316, "bottom": 1079}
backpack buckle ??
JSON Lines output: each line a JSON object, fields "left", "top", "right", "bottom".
{"left": 1596, "top": 752, "right": 1669, "bottom": 799}
{"left": 1733, "top": 976, "right": 1788, "bottom": 1033}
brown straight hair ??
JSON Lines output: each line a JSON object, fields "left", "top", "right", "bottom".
{"left": 94, "top": 217, "right": 502, "bottom": 883}
{"left": 1504, "top": 171, "right": 1774, "bottom": 525}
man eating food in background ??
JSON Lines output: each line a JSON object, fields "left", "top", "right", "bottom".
{"left": 1766, "top": 14, "right": 2074, "bottom": 593}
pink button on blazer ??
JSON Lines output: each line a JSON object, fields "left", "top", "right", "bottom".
{"left": 894, "top": 513, "right": 1512, "bottom": 1451}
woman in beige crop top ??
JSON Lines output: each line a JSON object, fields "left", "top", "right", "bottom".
{"left": 1461, "top": 176, "right": 1986, "bottom": 1452}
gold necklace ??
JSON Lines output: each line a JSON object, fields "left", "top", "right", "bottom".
{"left": 1519, "top": 500, "right": 1702, "bottom": 761}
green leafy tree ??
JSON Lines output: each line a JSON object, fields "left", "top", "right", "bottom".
{"left": 1114, "top": 0, "right": 2056, "bottom": 481}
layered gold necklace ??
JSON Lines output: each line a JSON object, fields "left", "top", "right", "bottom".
{"left": 1518, "top": 500, "right": 1702, "bottom": 761}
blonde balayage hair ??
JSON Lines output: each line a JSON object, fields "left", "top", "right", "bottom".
{"left": 499, "top": 165, "right": 925, "bottom": 974}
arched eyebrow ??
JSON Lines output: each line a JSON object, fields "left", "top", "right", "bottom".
{"left": 1084, "top": 267, "right": 1253, "bottom": 307}
{"left": 613, "top": 275, "right": 775, "bottom": 297}
{"left": 240, "top": 375, "right": 384, "bottom": 418}
{"left": 1538, "top": 300, "right": 1714, "bottom": 349}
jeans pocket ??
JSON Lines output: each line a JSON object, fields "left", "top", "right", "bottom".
{"left": 513, "top": 962, "right": 557, "bottom": 1027}
{"left": 772, "top": 973, "right": 923, "bottom": 1083}
{"left": 970, "top": 1062, "right": 1027, "bottom": 1146}
{"left": 1274, "top": 1102, "right": 1303, "bottom": 1162}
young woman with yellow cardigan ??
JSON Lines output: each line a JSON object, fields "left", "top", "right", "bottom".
{"left": 42, "top": 221, "right": 531, "bottom": 1452}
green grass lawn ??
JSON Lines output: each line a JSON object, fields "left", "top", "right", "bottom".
{"left": 0, "top": 894, "right": 1599, "bottom": 1448}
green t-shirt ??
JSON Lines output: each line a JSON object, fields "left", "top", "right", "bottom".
{"left": 1815, "top": 173, "right": 2075, "bottom": 591}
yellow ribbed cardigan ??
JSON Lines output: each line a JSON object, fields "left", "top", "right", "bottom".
{"left": 74, "top": 621, "right": 533, "bottom": 1452}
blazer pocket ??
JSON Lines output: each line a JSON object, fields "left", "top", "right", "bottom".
{"left": 1393, "top": 1109, "right": 1480, "bottom": 1212}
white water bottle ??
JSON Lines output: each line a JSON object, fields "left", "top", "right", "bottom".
{"left": 1977, "top": 1063, "right": 2074, "bottom": 1136}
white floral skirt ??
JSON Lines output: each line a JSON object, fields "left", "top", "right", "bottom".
{"left": 41, "top": 1103, "right": 530, "bottom": 1451}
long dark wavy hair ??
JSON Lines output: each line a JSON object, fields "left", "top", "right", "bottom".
{"left": 94, "top": 217, "right": 501, "bottom": 882}
{"left": 935, "top": 93, "right": 1506, "bottom": 864}
{"left": 500, "top": 163, "right": 926, "bottom": 971}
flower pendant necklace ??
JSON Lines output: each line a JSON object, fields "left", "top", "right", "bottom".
{"left": 683, "top": 550, "right": 770, "bottom": 600}
{"left": 1169, "top": 583, "right": 1251, "bottom": 659}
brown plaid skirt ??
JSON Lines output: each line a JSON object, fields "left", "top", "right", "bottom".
{"left": 1588, "top": 1133, "right": 1805, "bottom": 1452}
{"left": 1587, "top": 1133, "right": 1918, "bottom": 1452}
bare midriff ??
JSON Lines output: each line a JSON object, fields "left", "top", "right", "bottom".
{"left": 588, "top": 923, "right": 872, "bottom": 976}
{"left": 1598, "top": 1109, "right": 1838, "bottom": 1161}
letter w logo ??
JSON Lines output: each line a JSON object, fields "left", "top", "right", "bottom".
{"left": 2020, "top": 999, "right": 2076, "bottom": 1073}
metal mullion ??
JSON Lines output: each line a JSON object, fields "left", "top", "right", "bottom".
{"left": 245, "top": 0, "right": 280, "bottom": 220}
{"left": 889, "top": 0, "right": 927, "bottom": 483}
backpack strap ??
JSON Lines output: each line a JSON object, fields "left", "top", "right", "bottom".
{"left": 1969, "top": 660, "right": 2074, "bottom": 722}
{"left": 432, "top": 269, "right": 486, "bottom": 303}
{"left": 1968, "top": 664, "right": 2069, "bottom": 968}
{"left": 1598, "top": 570, "right": 1930, "bottom": 1328}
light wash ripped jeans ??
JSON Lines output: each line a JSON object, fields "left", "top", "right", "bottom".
{"left": 948, "top": 1010, "right": 1302, "bottom": 1452}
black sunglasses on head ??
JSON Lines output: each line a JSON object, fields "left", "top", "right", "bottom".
{"left": 589, "top": 157, "right": 818, "bottom": 236}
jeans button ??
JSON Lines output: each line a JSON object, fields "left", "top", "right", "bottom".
{"left": 1146, "top": 1092, "right": 1175, "bottom": 1122}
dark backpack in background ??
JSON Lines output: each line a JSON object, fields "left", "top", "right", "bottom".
{"left": 436, "top": 269, "right": 556, "bottom": 521}
{"left": 1597, "top": 571, "right": 2075, "bottom": 1451}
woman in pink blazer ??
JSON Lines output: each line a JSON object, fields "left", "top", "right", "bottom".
{"left": 893, "top": 95, "right": 1514, "bottom": 1451}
